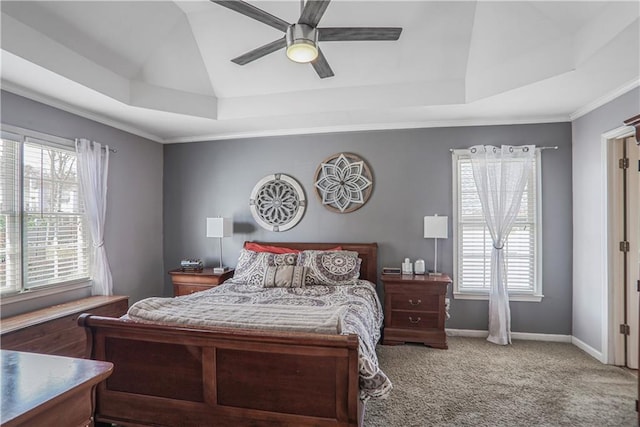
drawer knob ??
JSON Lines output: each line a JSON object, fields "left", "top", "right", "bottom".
{"left": 409, "top": 316, "right": 421, "bottom": 324}
{"left": 408, "top": 299, "right": 421, "bottom": 306}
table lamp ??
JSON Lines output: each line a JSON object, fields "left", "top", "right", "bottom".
{"left": 424, "top": 215, "right": 448, "bottom": 276}
{"left": 206, "top": 217, "right": 233, "bottom": 273}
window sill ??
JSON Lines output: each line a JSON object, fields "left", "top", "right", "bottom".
{"left": 1, "top": 281, "right": 92, "bottom": 306}
{"left": 453, "top": 292, "right": 543, "bottom": 302}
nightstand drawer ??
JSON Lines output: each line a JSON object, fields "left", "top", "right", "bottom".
{"left": 175, "top": 284, "right": 213, "bottom": 295}
{"left": 390, "top": 311, "right": 439, "bottom": 329}
{"left": 389, "top": 292, "right": 439, "bottom": 311}
{"left": 169, "top": 268, "right": 234, "bottom": 297}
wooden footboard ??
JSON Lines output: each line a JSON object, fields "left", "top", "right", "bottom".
{"left": 79, "top": 314, "right": 363, "bottom": 427}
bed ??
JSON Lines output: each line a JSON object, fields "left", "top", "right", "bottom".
{"left": 80, "top": 242, "right": 387, "bottom": 427}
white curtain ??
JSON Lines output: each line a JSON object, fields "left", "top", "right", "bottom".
{"left": 469, "top": 145, "right": 534, "bottom": 345}
{"left": 75, "top": 138, "right": 113, "bottom": 296}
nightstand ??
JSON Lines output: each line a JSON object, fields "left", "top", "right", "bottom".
{"left": 381, "top": 273, "right": 452, "bottom": 349}
{"left": 169, "top": 268, "right": 235, "bottom": 296}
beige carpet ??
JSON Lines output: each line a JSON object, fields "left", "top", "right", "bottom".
{"left": 365, "top": 337, "right": 636, "bottom": 426}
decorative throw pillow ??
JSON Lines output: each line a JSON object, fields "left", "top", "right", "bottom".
{"left": 233, "top": 249, "right": 298, "bottom": 285}
{"left": 297, "top": 250, "right": 361, "bottom": 286}
{"left": 271, "top": 252, "right": 297, "bottom": 266}
{"left": 263, "top": 265, "right": 307, "bottom": 288}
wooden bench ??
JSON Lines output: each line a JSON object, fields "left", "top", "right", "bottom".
{"left": 1, "top": 296, "right": 128, "bottom": 358}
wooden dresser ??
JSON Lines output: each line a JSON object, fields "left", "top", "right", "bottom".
{"left": 0, "top": 296, "right": 129, "bottom": 358}
{"left": 382, "top": 274, "right": 451, "bottom": 348}
{"left": 1, "top": 350, "right": 113, "bottom": 427}
{"left": 169, "top": 268, "right": 234, "bottom": 296}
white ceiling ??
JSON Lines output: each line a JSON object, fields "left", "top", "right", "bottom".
{"left": 1, "top": 1, "right": 638, "bottom": 143}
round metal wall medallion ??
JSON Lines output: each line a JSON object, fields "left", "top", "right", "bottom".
{"left": 314, "top": 153, "right": 373, "bottom": 213}
{"left": 249, "top": 173, "right": 306, "bottom": 232}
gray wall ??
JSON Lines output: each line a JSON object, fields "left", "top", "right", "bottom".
{"left": 0, "top": 90, "right": 164, "bottom": 317}
{"left": 164, "top": 122, "right": 573, "bottom": 334}
{"left": 571, "top": 87, "right": 640, "bottom": 352}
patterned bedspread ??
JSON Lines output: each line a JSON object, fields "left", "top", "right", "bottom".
{"left": 127, "top": 278, "right": 392, "bottom": 401}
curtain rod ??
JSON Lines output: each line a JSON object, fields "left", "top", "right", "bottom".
{"left": 98, "top": 144, "right": 117, "bottom": 153}
{"left": 71, "top": 137, "right": 117, "bottom": 153}
{"left": 449, "top": 146, "right": 558, "bottom": 152}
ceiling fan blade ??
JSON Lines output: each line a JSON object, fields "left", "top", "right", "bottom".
{"left": 298, "top": 0, "right": 331, "bottom": 27}
{"left": 318, "top": 27, "right": 402, "bottom": 41}
{"left": 231, "top": 37, "right": 287, "bottom": 65}
{"left": 311, "top": 48, "right": 334, "bottom": 79}
{"left": 210, "top": 0, "right": 290, "bottom": 32}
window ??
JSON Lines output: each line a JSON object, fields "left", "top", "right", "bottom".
{"left": 0, "top": 127, "right": 90, "bottom": 296}
{"left": 452, "top": 149, "right": 542, "bottom": 301}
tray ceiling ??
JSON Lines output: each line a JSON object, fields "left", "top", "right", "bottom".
{"left": 1, "top": 1, "right": 638, "bottom": 142}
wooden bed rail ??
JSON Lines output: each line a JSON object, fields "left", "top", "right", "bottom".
{"left": 79, "top": 314, "right": 363, "bottom": 427}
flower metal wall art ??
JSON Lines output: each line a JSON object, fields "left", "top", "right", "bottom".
{"left": 314, "top": 153, "right": 373, "bottom": 213}
{"left": 249, "top": 173, "right": 306, "bottom": 232}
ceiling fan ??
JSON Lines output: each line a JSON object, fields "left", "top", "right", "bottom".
{"left": 210, "top": 0, "right": 402, "bottom": 78}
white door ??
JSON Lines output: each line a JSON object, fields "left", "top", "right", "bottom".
{"left": 628, "top": 137, "right": 639, "bottom": 369}
{"left": 611, "top": 136, "right": 639, "bottom": 369}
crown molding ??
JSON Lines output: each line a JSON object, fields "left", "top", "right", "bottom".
{"left": 569, "top": 78, "right": 640, "bottom": 121}
{"left": 1, "top": 82, "right": 164, "bottom": 143}
{"left": 0, "top": 81, "right": 593, "bottom": 145}
{"left": 162, "top": 115, "right": 569, "bottom": 143}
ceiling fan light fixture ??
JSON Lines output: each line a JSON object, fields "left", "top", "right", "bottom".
{"left": 286, "top": 24, "right": 318, "bottom": 63}
{"left": 286, "top": 42, "right": 318, "bottom": 63}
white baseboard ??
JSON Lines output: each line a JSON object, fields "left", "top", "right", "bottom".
{"left": 446, "top": 328, "right": 489, "bottom": 338}
{"left": 511, "top": 332, "right": 572, "bottom": 342}
{"left": 446, "top": 329, "right": 604, "bottom": 362}
{"left": 446, "top": 328, "right": 572, "bottom": 342}
{"left": 571, "top": 336, "right": 604, "bottom": 362}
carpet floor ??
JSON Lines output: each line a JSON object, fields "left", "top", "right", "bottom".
{"left": 365, "top": 337, "right": 637, "bottom": 426}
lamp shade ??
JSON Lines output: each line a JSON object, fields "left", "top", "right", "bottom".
{"left": 206, "top": 217, "right": 233, "bottom": 238}
{"left": 424, "top": 215, "right": 448, "bottom": 239}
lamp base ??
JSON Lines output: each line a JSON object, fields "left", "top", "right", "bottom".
{"left": 213, "top": 267, "right": 228, "bottom": 274}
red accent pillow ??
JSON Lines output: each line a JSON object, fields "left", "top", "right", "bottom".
{"left": 244, "top": 243, "right": 343, "bottom": 254}
{"left": 244, "top": 243, "right": 301, "bottom": 254}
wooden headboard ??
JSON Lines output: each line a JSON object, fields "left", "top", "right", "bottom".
{"left": 249, "top": 242, "right": 378, "bottom": 283}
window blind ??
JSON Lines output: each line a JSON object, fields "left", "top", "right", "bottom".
{"left": 0, "top": 132, "right": 22, "bottom": 294}
{"left": 455, "top": 154, "right": 538, "bottom": 295}
{"left": 0, "top": 130, "right": 90, "bottom": 295}
{"left": 23, "top": 138, "right": 90, "bottom": 289}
